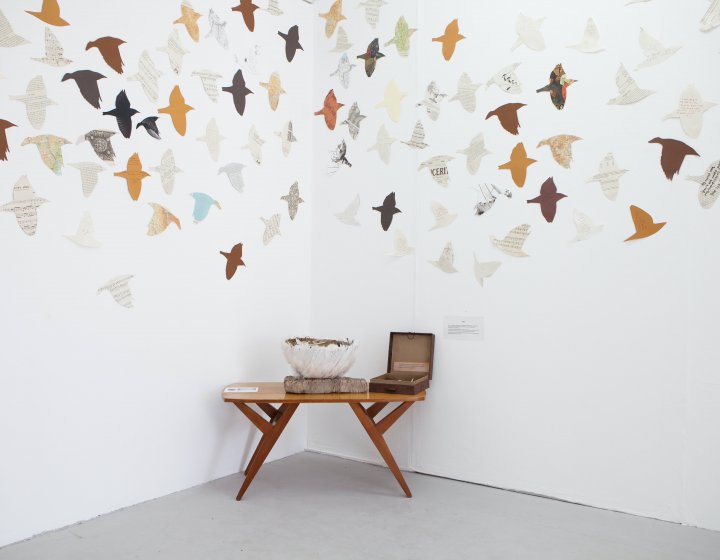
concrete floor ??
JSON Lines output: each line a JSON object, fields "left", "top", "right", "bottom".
{"left": 2, "top": 452, "right": 719, "bottom": 560}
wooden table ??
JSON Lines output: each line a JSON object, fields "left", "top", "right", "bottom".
{"left": 223, "top": 382, "right": 426, "bottom": 500}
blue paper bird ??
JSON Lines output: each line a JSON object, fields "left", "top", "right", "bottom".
{"left": 191, "top": 192, "right": 221, "bottom": 223}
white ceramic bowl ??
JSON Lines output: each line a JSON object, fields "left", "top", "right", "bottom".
{"left": 282, "top": 337, "right": 359, "bottom": 378}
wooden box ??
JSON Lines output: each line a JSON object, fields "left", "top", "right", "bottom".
{"left": 369, "top": 332, "right": 435, "bottom": 395}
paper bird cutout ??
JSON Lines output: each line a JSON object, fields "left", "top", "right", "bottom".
{"left": 429, "top": 242, "right": 457, "bottom": 273}
{"left": 151, "top": 150, "right": 181, "bottom": 195}
{"left": 473, "top": 183, "right": 511, "bottom": 217}
{"left": 586, "top": 153, "right": 628, "bottom": 201}
{"left": 206, "top": 9, "right": 229, "bottom": 49}
{"left": 0, "top": 8, "right": 29, "bottom": 47}
{"left": 499, "top": 143, "right": 536, "bottom": 188}
{"left": 128, "top": 51, "right": 163, "bottom": 102}
{"left": 261, "top": 213, "right": 281, "bottom": 245}
{"left": 218, "top": 163, "right": 246, "bottom": 193}
{"left": 432, "top": 19, "right": 465, "bottom": 61}
{"left": 572, "top": 209, "right": 603, "bottom": 242}
{"left": 417, "top": 81, "right": 447, "bottom": 121}
{"left": 233, "top": 0, "right": 260, "bottom": 32}
{"left": 609, "top": 65, "right": 653, "bottom": 105}
{"left": 687, "top": 160, "right": 720, "bottom": 209}
{"left": 147, "top": 202, "right": 181, "bottom": 236}
{"left": 158, "top": 30, "right": 188, "bottom": 75}
{"left": 330, "top": 26, "right": 352, "bottom": 53}
{"left": 98, "top": 275, "right": 134, "bottom": 309}
{"left": 86, "top": 37, "right": 125, "bottom": 74}
{"left": 62, "top": 70, "right": 105, "bottom": 109}
{"left": 625, "top": 205, "right": 665, "bottom": 241}
{"left": 700, "top": 0, "right": 720, "bottom": 32}
{"left": 26, "top": 0, "right": 69, "bottom": 26}
{"left": 0, "top": 120, "right": 17, "bottom": 161}
{"left": 536, "top": 64, "right": 577, "bottom": 110}
{"left": 336, "top": 194, "right": 360, "bottom": 226}
{"left": 636, "top": 28, "right": 680, "bottom": 69}
{"left": 328, "top": 139, "right": 352, "bottom": 174}
{"left": 649, "top": 137, "right": 699, "bottom": 180}
{"left": 320, "top": 0, "right": 346, "bottom": 38}
{"left": 281, "top": 181, "right": 304, "bottom": 220}
{"left": 315, "top": 89, "right": 344, "bottom": 130}
{"left": 221, "top": 243, "right": 245, "bottom": 280}
{"left": 401, "top": 120, "right": 429, "bottom": 149}
{"left": 32, "top": 27, "right": 72, "bottom": 66}
{"left": 174, "top": 1, "right": 201, "bottom": 42}
{"left": 260, "top": 72, "right": 285, "bottom": 111}
{"left": 512, "top": 13, "right": 545, "bottom": 51}
{"left": 486, "top": 62, "right": 522, "bottom": 94}
{"left": 368, "top": 124, "right": 395, "bottom": 164}
{"left": 473, "top": 256, "right": 501, "bottom": 287}
{"left": 527, "top": 177, "right": 567, "bottom": 223}
{"left": 102, "top": 90, "right": 138, "bottom": 138}
{"left": 375, "top": 80, "right": 406, "bottom": 122}
{"left": 429, "top": 201, "right": 457, "bottom": 231}
{"left": 359, "top": 0, "right": 386, "bottom": 28}
{"left": 10, "top": 76, "right": 56, "bottom": 130}
{"left": 341, "top": 102, "right": 366, "bottom": 140}
{"left": 373, "top": 192, "right": 401, "bottom": 231}
{"left": 357, "top": 38, "right": 385, "bottom": 77}
{"left": 385, "top": 16, "right": 415, "bottom": 57}
{"left": 65, "top": 212, "right": 101, "bottom": 248}
{"left": 491, "top": 224, "right": 530, "bottom": 257}
{"left": 137, "top": 116, "right": 161, "bottom": 140}
{"left": 22, "top": 135, "right": 69, "bottom": 175}
{"left": 191, "top": 69, "right": 223, "bottom": 103}
{"left": 241, "top": 44, "right": 262, "bottom": 77}
{"left": 68, "top": 162, "right": 105, "bottom": 197}
{"left": 197, "top": 118, "right": 225, "bottom": 161}
{"left": 486, "top": 103, "right": 525, "bottom": 135}
{"left": 419, "top": 155, "right": 454, "bottom": 187}
{"left": 537, "top": 135, "right": 582, "bottom": 169}
{"left": 450, "top": 72, "right": 480, "bottom": 113}
{"left": 114, "top": 153, "right": 149, "bottom": 201}
{"left": 279, "top": 25, "right": 303, "bottom": 62}
{"left": 331, "top": 53, "right": 355, "bottom": 89}
{"left": 1, "top": 175, "right": 48, "bottom": 236}
{"left": 275, "top": 121, "right": 297, "bottom": 157}
{"left": 159, "top": 85, "right": 193, "bottom": 135}
{"left": 243, "top": 125, "right": 265, "bottom": 165}
{"left": 191, "top": 192, "right": 220, "bottom": 223}
{"left": 78, "top": 129, "right": 115, "bottom": 162}
{"left": 386, "top": 230, "right": 412, "bottom": 257}
{"left": 568, "top": 18, "right": 603, "bottom": 53}
{"left": 223, "top": 69, "right": 253, "bottom": 116}
{"left": 457, "top": 133, "right": 489, "bottom": 175}
{"left": 663, "top": 85, "right": 716, "bottom": 139}
{"left": 264, "top": 0, "right": 283, "bottom": 16}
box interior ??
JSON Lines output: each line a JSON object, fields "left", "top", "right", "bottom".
{"left": 388, "top": 333, "right": 434, "bottom": 380}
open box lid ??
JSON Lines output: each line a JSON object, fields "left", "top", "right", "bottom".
{"left": 387, "top": 332, "right": 435, "bottom": 380}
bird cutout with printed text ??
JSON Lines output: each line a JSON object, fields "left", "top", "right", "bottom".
{"left": 450, "top": 72, "right": 481, "bottom": 113}
{"left": 86, "top": 37, "right": 125, "bottom": 74}
{"left": 572, "top": 209, "right": 603, "bottom": 242}
{"left": 98, "top": 275, "right": 134, "bottom": 309}
{"left": 473, "top": 256, "right": 501, "bottom": 287}
{"left": 260, "top": 72, "right": 285, "bottom": 111}
{"left": 512, "top": 13, "right": 545, "bottom": 50}
{"left": 486, "top": 103, "right": 525, "bottom": 135}
{"left": 26, "top": 0, "right": 69, "bottom": 26}
{"left": 128, "top": 51, "right": 163, "bottom": 102}
{"left": 315, "top": 89, "right": 343, "bottom": 130}
{"left": 137, "top": 116, "right": 161, "bottom": 140}
{"left": 648, "top": 137, "right": 699, "bottom": 180}
{"left": 275, "top": 121, "right": 297, "bottom": 157}
{"left": 0, "top": 8, "right": 29, "bottom": 47}
{"left": 328, "top": 139, "right": 352, "bottom": 174}
{"left": 499, "top": 143, "right": 536, "bottom": 188}
{"left": 197, "top": 118, "right": 225, "bottom": 161}
{"left": 359, "top": 0, "right": 385, "bottom": 28}
{"left": 330, "top": 27, "right": 352, "bottom": 53}
{"left": 429, "top": 242, "right": 457, "bottom": 273}
{"left": 401, "top": 120, "right": 429, "bottom": 150}
{"left": 114, "top": 153, "right": 149, "bottom": 201}
{"left": 32, "top": 27, "right": 72, "bottom": 66}
{"left": 65, "top": 212, "right": 101, "bottom": 248}
{"left": 486, "top": 63, "right": 522, "bottom": 94}
{"left": 625, "top": 205, "right": 666, "bottom": 241}
{"left": 206, "top": 9, "right": 229, "bottom": 49}
{"left": 159, "top": 85, "right": 193, "bottom": 136}
{"left": 527, "top": 177, "right": 567, "bottom": 223}
{"left": 62, "top": 70, "right": 105, "bottom": 109}
{"left": 429, "top": 201, "right": 457, "bottom": 231}
{"left": 636, "top": 28, "right": 680, "bottom": 69}
{"left": 663, "top": 85, "right": 716, "bottom": 139}
{"left": 341, "top": 102, "right": 366, "bottom": 140}
{"left": 536, "top": 64, "right": 576, "bottom": 110}
{"left": 609, "top": 65, "right": 653, "bottom": 105}
{"left": 568, "top": 18, "right": 604, "bottom": 53}
{"left": 241, "top": 44, "right": 262, "bottom": 77}
{"left": 279, "top": 25, "right": 303, "bottom": 62}
{"left": 221, "top": 243, "right": 245, "bottom": 280}
{"left": 281, "top": 181, "right": 304, "bottom": 220}
{"left": 373, "top": 192, "right": 401, "bottom": 231}
{"left": 10, "top": 76, "right": 56, "bottom": 130}
{"left": 357, "top": 38, "right": 384, "bottom": 77}
{"left": 264, "top": 0, "right": 283, "bottom": 16}
{"left": 417, "top": 81, "right": 447, "bottom": 121}
{"left": 432, "top": 19, "right": 465, "bottom": 61}
{"left": 22, "top": 135, "right": 69, "bottom": 175}
{"left": 385, "top": 16, "right": 415, "bottom": 57}
{"left": 218, "top": 163, "right": 246, "bottom": 193}
{"left": 192, "top": 69, "right": 223, "bottom": 102}
{"left": 1, "top": 176, "right": 47, "bottom": 236}
{"left": 261, "top": 213, "right": 281, "bottom": 245}
{"left": 419, "top": 156, "right": 454, "bottom": 187}
{"left": 233, "top": 0, "right": 260, "bottom": 31}
{"left": 586, "top": 153, "right": 628, "bottom": 201}
{"left": 77, "top": 129, "right": 116, "bottom": 162}
{"left": 174, "top": 1, "right": 201, "bottom": 42}
{"left": 191, "top": 192, "right": 220, "bottom": 223}
{"left": 158, "top": 30, "right": 188, "bottom": 75}
{"left": 320, "top": 0, "right": 346, "bottom": 38}
{"left": 336, "top": 194, "right": 360, "bottom": 226}
{"left": 103, "top": 90, "right": 138, "bottom": 138}
{"left": 457, "top": 133, "right": 489, "bottom": 175}
{"left": 331, "top": 53, "right": 355, "bottom": 89}
{"left": 69, "top": 162, "right": 104, "bottom": 197}
{"left": 700, "top": 0, "right": 720, "bottom": 31}
{"left": 368, "top": 124, "right": 395, "bottom": 164}
{"left": 147, "top": 202, "right": 181, "bottom": 236}
{"left": 0, "top": 120, "right": 17, "bottom": 161}
{"left": 375, "top": 80, "right": 406, "bottom": 122}
{"left": 388, "top": 230, "right": 413, "bottom": 257}
{"left": 223, "top": 69, "right": 253, "bottom": 116}
{"left": 687, "top": 160, "right": 720, "bottom": 209}
{"left": 151, "top": 150, "right": 181, "bottom": 195}
{"left": 537, "top": 135, "right": 582, "bottom": 169}
{"left": 243, "top": 125, "right": 265, "bottom": 165}
{"left": 491, "top": 224, "right": 531, "bottom": 257}
{"left": 473, "top": 183, "right": 511, "bottom": 217}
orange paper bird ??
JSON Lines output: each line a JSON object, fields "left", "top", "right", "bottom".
{"left": 232, "top": 0, "right": 259, "bottom": 32}
{"left": 499, "top": 142, "right": 536, "bottom": 188}
{"left": 159, "top": 85, "right": 194, "bottom": 136}
{"left": 114, "top": 153, "right": 149, "bottom": 201}
{"left": 314, "top": 89, "right": 344, "bottom": 130}
{"left": 625, "top": 205, "right": 666, "bottom": 241}
{"left": 648, "top": 137, "right": 699, "bottom": 180}
{"left": 432, "top": 19, "right": 465, "bottom": 61}
{"left": 220, "top": 243, "right": 246, "bottom": 280}
{"left": 0, "top": 120, "right": 17, "bottom": 161}
{"left": 86, "top": 36, "right": 126, "bottom": 74}
{"left": 26, "top": 0, "right": 69, "bottom": 26}
{"left": 174, "top": 3, "right": 202, "bottom": 42}
{"left": 319, "top": 0, "right": 346, "bottom": 38}
{"left": 486, "top": 103, "right": 526, "bottom": 135}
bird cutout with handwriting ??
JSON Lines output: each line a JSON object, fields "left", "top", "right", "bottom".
{"left": 221, "top": 243, "right": 245, "bottom": 280}
{"left": 608, "top": 65, "right": 653, "bottom": 105}
{"left": 401, "top": 120, "right": 429, "bottom": 150}
{"left": 218, "top": 163, "right": 246, "bottom": 193}
{"left": 26, "top": 0, "right": 69, "bottom": 26}
{"left": 10, "top": 76, "right": 56, "bottom": 130}
{"left": 65, "top": 212, "right": 101, "bottom": 248}
{"left": 486, "top": 62, "right": 522, "bottom": 94}
{"left": 320, "top": 0, "right": 346, "bottom": 38}
{"left": 69, "top": 162, "right": 104, "bottom": 197}
{"left": 191, "top": 69, "right": 223, "bottom": 103}
{"left": 328, "top": 139, "right": 352, "bottom": 174}
{"left": 473, "top": 256, "right": 501, "bottom": 287}
{"left": 491, "top": 224, "right": 531, "bottom": 257}
{"left": 275, "top": 121, "right": 297, "bottom": 157}
{"left": 359, "top": 0, "right": 386, "bottom": 28}
{"left": 687, "top": 160, "right": 720, "bottom": 209}
{"left": 197, "top": 118, "right": 225, "bottom": 161}
{"left": 331, "top": 53, "right": 355, "bottom": 89}
{"left": 128, "top": 51, "right": 163, "bottom": 102}
{"left": 279, "top": 25, "right": 303, "bottom": 62}
{"left": 700, "top": 0, "right": 720, "bottom": 32}
{"left": 512, "top": 13, "right": 545, "bottom": 50}
{"left": 373, "top": 192, "right": 401, "bottom": 231}
{"left": 151, "top": 149, "right": 182, "bottom": 195}
{"left": 568, "top": 18, "right": 603, "bottom": 53}
{"left": 537, "top": 135, "right": 582, "bottom": 169}
{"left": 206, "top": 9, "right": 229, "bottom": 49}
{"left": 223, "top": 69, "right": 253, "bottom": 116}
{"left": 137, "top": 116, "right": 161, "bottom": 140}
{"left": 368, "top": 124, "right": 395, "bottom": 165}
{"left": 191, "top": 192, "right": 221, "bottom": 223}
{"left": 22, "top": 135, "right": 70, "bottom": 175}
{"left": 572, "top": 209, "right": 603, "bottom": 242}
{"left": 147, "top": 202, "right": 181, "bottom": 236}
{"left": 32, "top": 27, "right": 72, "bottom": 66}
{"left": 648, "top": 137, "right": 699, "bottom": 180}
{"left": 527, "top": 177, "right": 567, "bottom": 223}
{"left": 1, "top": 176, "right": 48, "bottom": 236}
{"left": 261, "top": 213, "right": 281, "bottom": 245}
{"left": 663, "top": 85, "right": 716, "bottom": 139}
{"left": 341, "top": 102, "right": 366, "bottom": 140}
{"left": 388, "top": 230, "right": 414, "bottom": 257}
{"left": 432, "top": 19, "right": 465, "bottom": 61}
{"left": 0, "top": 8, "right": 30, "bottom": 47}
{"left": 419, "top": 156, "right": 454, "bottom": 187}
{"left": 429, "top": 242, "right": 458, "bottom": 273}
{"left": 264, "top": 0, "right": 283, "bottom": 16}
{"left": 385, "top": 16, "right": 416, "bottom": 57}
{"left": 636, "top": 28, "right": 680, "bottom": 69}
{"left": 77, "top": 129, "right": 116, "bottom": 162}
{"left": 499, "top": 143, "right": 536, "bottom": 188}
{"left": 158, "top": 30, "right": 188, "bottom": 75}
{"left": 457, "top": 133, "right": 489, "bottom": 175}
{"left": 450, "top": 72, "right": 481, "bottom": 113}
{"left": 330, "top": 26, "right": 352, "bottom": 53}
{"left": 98, "top": 275, "right": 134, "bottom": 309}
{"left": 233, "top": 0, "right": 259, "bottom": 31}
{"left": 417, "top": 81, "right": 447, "bottom": 121}
{"left": 114, "top": 153, "right": 149, "bottom": 201}
{"left": 336, "top": 194, "right": 361, "bottom": 226}
{"left": 625, "top": 205, "right": 666, "bottom": 241}
{"left": 429, "top": 201, "right": 457, "bottom": 231}
{"left": 0, "top": 120, "right": 17, "bottom": 161}
{"left": 102, "top": 90, "right": 138, "bottom": 138}
{"left": 486, "top": 103, "right": 526, "bottom": 135}
{"left": 315, "top": 89, "right": 344, "bottom": 130}
{"left": 536, "top": 64, "right": 577, "bottom": 110}
{"left": 586, "top": 153, "right": 628, "bottom": 201}
{"left": 357, "top": 38, "right": 385, "bottom": 77}
{"left": 86, "top": 37, "right": 125, "bottom": 75}
{"left": 375, "top": 80, "right": 407, "bottom": 122}
{"left": 281, "top": 181, "right": 304, "bottom": 220}
{"left": 174, "top": 1, "right": 201, "bottom": 42}
{"left": 259, "top": 72, "right": 286, "bottom": 111}
{"left": 242, "top": 125, "right": 265, "bottom": 165}
{"left": 62, "top": 70, "right": 105, "bottom": 109}
{"left": 159, "top": 85, "right": 193, "bottom": 136}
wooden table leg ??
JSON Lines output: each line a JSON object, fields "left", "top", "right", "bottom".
{"left": 349, "top": 401, "right": 415, "bottom": 498}
{"left": 243, "top": 405, "right": 282, "bottom": 476}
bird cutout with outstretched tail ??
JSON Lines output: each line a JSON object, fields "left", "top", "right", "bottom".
{"left": 336, "top": 194, "right": 360, "bottom": 226}
{"left": 281, "top": 181, "right": 304, "bottom": 220}
{"left": 68, "top": 162, "right": 105, "bottom": 197}
{"left": 537, "top": 135, "right": 582, "bottom": 169}
{"left": 401, "top": 120, "right": 429, "bottom": 150}
{"left": 0, "top": 120, "right": 17, "bottom": 161}
{"left": 608, "top": 64, "right": 653, "bottom": 105}
{"left": 376, "top": 80, "right": 406, "bottom": 122}
{"left": 388, "top": 230, "right": 414, "bottom": 257}
{"left": 22, "top": 135, "right": 70, "bottom": 175}
{"left": 385, "top": 16, "right": 416, "bottom": 57}
{"left": 473, "top": 256, "right": 501, "bottom": 287}
{"left": 174, "top": 2, "right": 201, "bottom": 42}
{"left": 359, "top": 0, "right": 386, "bottom": 28}
{"left": 357, "top": 38, "right": 385, "bottom": 77}
{"left": 512, "top": 13, "right": 545, "bottom": 50}
{"left": 429, "top": 201, "right": 457, "bottom": 231}
{"left": 330, "top": 26, "right": 352, "bottom": 53}
{"left": 429, "top": 242, "right": 458, "bottom": 273}
{"left": 432, "top": 19, "right": 465, "bottom": 61}
{"left": 103, "top": 90, "right": 138, "bottom": 138}
{"left": 243, "top": 125, "right": 265, "bottom": 165}
{"left": 320, "top": 0, "right": 346, "bottom": 38}
{"left": 328, "top": 139, "right": 352, "bottom": 172}
{"left": 158, "top": 30, "right": 188, "bottom": 75}
{"left": 499, "top": 142, "right": 536, "bottom": 188}
{"left": 373, "top": 192, "right": 401, "bottom": 231}
{"left": 259, "top": 72, "right": 285, "bottom": 111}
{"left": 77, "top": 129, "right": 116, "bottom": 162}
{"left": 221, "top": 243, "right": 245, "bottom": 280}
{"left": 129, "top": 51, "right": 163, "bottom": 102}
{"left": 648, "top": 137, "right": 699, "bottom": 180}
{"left": 450, "top": 72, "right": 481, "bottom": 113}
{"left": 26, "top": 0, "right": 69, "bottom": 26}
{"left": 191, "top": 69, "right": 223, "bottom": 103}
{"left": 147, "top": 202, "right": 181, "bottom": 236}
{"left": 65, "top": 212, "right": 101, "bottom": 248}
{"left": 486, "top": 62, "right": 522, "bottom": 94}
{"left": 275, "top": 121, "right": 297, "bottom": 157}
{"left": 417, "top": 81, "right": 447, "bottom": 121}
{"left": 527, "top": 177, "right": 567, "bottom": 223}
{"left": 232, "top": 0, "right": 260, "bottom": 31}
{"left": 159, "top": 85, "right": 193, "bottom": 136}
{"left": 341, "top": 102, "right": 366, "bottom": 140}
{"left": 197, "top": 118, "right": 225, "bottom": 161}
{"left": 419, "top": 155, "right": 454, "bottom": 187}
{"left": 536, "top": 64, "right": 576, "bottom": 110}
{"left": 261, "top": 214, "right": 281, "bottom": 245}
{"left": 32, "top": 28, "right": 72, "bottom": 66}
{"left": 279, "top": 25, "right": 303, "bottom": 62}
{"left": 486, "top": 103, "right": 526, "bottom": 135}
{"left": 315, "top": 89, "right": 344, "bottom": 130}
{"left": 568, "top": 18, "right": 604, "bottom": 53}
{"left": 663, "top": 85, "right": 716, "bottom": 139}
{"left": 62, "top": 70, "right": 106, "bottom": 109}
{"left": 636, "top": 28, "right": 680, "bottom": 69}
{"left": 572, "top": 209, "right": 604, "bottom": 242}
{"left": 331, "top": 53, "right": 355, "bottom": 89}
{"left": 457, "top": 133, "right": 489, "bottom": 175}
{"left": 1, "top": 175, "right": 48, "bottom": 236}
{"left": 151, "top": 149, "right": 182, "bottom": 195}
{"left": 191, "top": 192, "right": 221, "bottom": 223}
{"left": 0, "top": 8, "right": 30, "bottom": 47}
{"left": 137, "top": 116, "right": 161, "bottom": 140}
{"left": 491, "top": 224, "right": 531, "bottom": 257}
{"left": 586, "top": 153, "right": 628, "bottom": 201}
{"left": 223, "top": 70, "right": 253, "bottom": 116}
{"left": 206, "top": 9, "right": 229, "bottom": 49}
{"left": 218, "top": 163, "right": 246, "bottom": 193}
{"left": 368, "top": 124, "right": 395, "bottom": 164}
{"left": 97, "top": 275, "right": 134, "bottom": 309}
{"left": 114, "top": 153, "right": 149, "bottom": 201}
{"left": 10, "top": 75, "right": 56, "bottom": 130}
{"left": 625, "top": 205, "right": 666, "bottom": 241}
{"left": 86, "top": 37, "right": 126, "bottom": 74}
{"left": 687, "top": 160, "right": 720, "bottom": 210}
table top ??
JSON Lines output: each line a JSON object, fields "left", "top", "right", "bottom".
{"left": 222, "top": 382, "right": 426, "bottom": 404}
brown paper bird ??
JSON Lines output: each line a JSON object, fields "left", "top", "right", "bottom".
{"left": 26, "top": 0, "right": 69, "bottom": 26}
{"left": 498, "top": 142, "right": 536, "bottom": 188}
{"left": 86, "top": 37, "right": 126, "bottom": 74}
{"left": 232, "top": 0, "right": 259, "bottom": 32}
{"left": 485, "top": 103, "right": 526, "bottom": 135}
{"left": 648, "top": 137, "right": 699, "bottom": 180}
{"left": 625, "top": 205, "right": 666, "bottom": 241}
{"left": 62, "top": 70, "right": 106, "bottom": 109}
{"left": 114, "top": 153, "right": 149, "bottom": 201}
{"left": 320, "top": 0, "right": 346, "bottom": 38}
{"left": 220, "top": 243, "right": 246, "bottom": 280}
{"left": 314, "top": 89, "right": 344, "bottom": 130}
{"left": 174, "top": 3, "right": 202, "bottom": 42}
{"left": 432, "top": 19, "right": 465, "bottom": 61}
{"left": 527, "top": 177, "right": 567, "bottom": 223}
{"left": 0, "top": 120, "right": 17, "bottom": 161}
{"left": 159, "top": 85, "right": 193, "bottom": 136}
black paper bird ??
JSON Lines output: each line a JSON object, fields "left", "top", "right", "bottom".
{"left": 527, "top": 177, "right": 567, "bottom": 223}
{"left": 220, "top": 243, "right": 245, "bottom": 280}
{"left": 61, "top": 70, "right": 106, "bottom": 109}
{"left": 373, "top": 191, "right": 401, "bottom": 231}
{"left": 102, "top": 90, "right": 139, "bottom": 138}
{"left": 357, "top": 38, "right": 385, "bottom": 77}
{"left": 648, "top": 137, "right": 699, "bottom": 180}
{"left": 222, "top": 69, "right": 253, "bottom": 116}
{"left": 278, "top": 25, "right": 303, "bottom": 62}
{"left": 136, "top": 116, "right": 161, "bottom": 140}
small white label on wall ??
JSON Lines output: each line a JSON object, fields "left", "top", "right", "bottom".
{"left": 443, "top": 316, "right": 484, "bottom": 341}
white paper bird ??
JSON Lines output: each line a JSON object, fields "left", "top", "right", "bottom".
{"left": 330, "top": 53, "right": 355, "bottom": 89}
{"left": 416, "top": 81, "right": 447, "bottom": 121}
{"left": 264, "top": 0, "right": 284, "bottom": 16}
{"left": 98, "top": 275, "right": 135, "bottom": 309}
{"left": 375, "top": 80, "right": 407, "bottom": 122}
{"left": 157, "top": 29, "right": 189, "bottom": 75}
{"left": 275, "top": 121, "right": 297, "bottom": 157}
{"left": 572, "top": 209, "right": 603, "bottom": 242}
{"left": 568, "top": 18, "right": 603, "bottom": 53}
{"left": 700, "top": 0, "right": 720, "bottom": 32}
{"left": 65, "top": 212, "right": 101, "bottom": 248}
{"left": 329, "top": 26, "right": 352, "bottom": 53}
{"left": 388, "top": 230, "right": 413, "bottom": 257}
{"left": 486, "top": 63, "right": 522, "bottom": 94}
{"left": 419, "top": 155, "right": 454, "bottom": 187}
{"left": 512, "top": 13, "right": 545, "bottom": 51}
{"left": 367, "top": 124, "right": 396, "bottom": 164}
{"left": 197, "top": 118, "right": 226, "bottom": 161}
{"left": 636, "top": 28, "right": 680, "bottom": 69}
{"left": 206, "top": 8, "right": 229, "bottom": 49}
{"left": 10, "top": 76, "right": 56, "bottom": 130}
{"left": 128, "top": 51, "right": 163, "bottom": 102}
{"left": 473, "top": 255, "right": 501, "bottom": 287}
{"left": 191, "top": 69, "right": 223, "bottom": 102}
{"left": 69, "top": 162, "right": 105, "bottom": 198}
{"left": 336, "top": 194, "right": 361, "bottom": 226}
{"left": 32, "top": 28, "right": 73, "bottom": 66}
{"left": 261, "top": 213, "right": 281, "bottom": 245}
{"left": 401, "top": 120, "right": 429, "bottom": 149}
{"left": 457, "top": 133, "right": 490, "bottom": 175}
{"left": 450, "top": 72, "right": 480, "bottom": 113}
{"left": 586, "top": 153, "right": 628, "bottom": 201}
{"left": 490, "top": 224, "right": 531, "bottom": 257}
{"left": 341, "top": 102, "right": 366, "bottom": 140}
{"left": 218, "top": 163, "right": 246, "bottom": 193}
{"left": 0, "top": 7, "right": 29, "bottom": 47}
{"left": 1, "top": 176, "right": 48, "bottom": 236}
{"left": 151, "top": 150, "right": 182, "bottom": 195}
{"left": 429, "top": 242, "right": 458, "bottom": 273}
{"left": 243, "top": 125, "right": 265, "bottom": 165}
{"left": 608, "top": 64, "right": 653, "bottom": 105}
{"left": 687, "top": 160, "right": 720, "bottom": 209}
{"left": 429, "top": 201, "right": 457, "bottom": 231}
{"left": 663, "top": 85, "right": 716, "bottom": 139}
{"left": 359, "top": 0, "right": 386, "bottom": 28}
